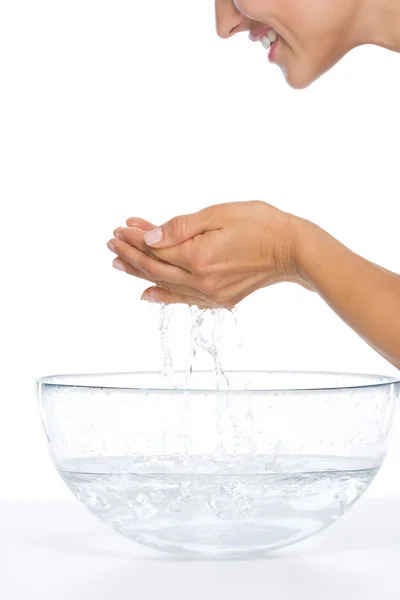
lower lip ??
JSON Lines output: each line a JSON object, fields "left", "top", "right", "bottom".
{"left": 268, "top": 38, "right": 279, "bottom": 62}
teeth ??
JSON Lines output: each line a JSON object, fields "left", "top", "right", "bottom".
{"left": 260, "top": 36, "right": 271, "bottom": 50}
{"left": 259, "top": 30, "right": 278, "bottom": 50}
{"left": 267, "top": 29, "right": 278, "bottom": 43}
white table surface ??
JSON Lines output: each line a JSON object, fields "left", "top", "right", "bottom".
{"left": 2, "top": 496, "right": 400, "bottom": 600}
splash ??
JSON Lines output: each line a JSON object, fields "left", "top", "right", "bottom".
{"left": 158, "top": 304, "right": 242, "bottom": 389}
{"left": 189, "top": 307, "right": 230, "bottom": 389}
{"left": 159, "top": 304, "right": 174, "bottom": 385}
{"left": 158, "top": 304, "right": 243, "bottom": 459}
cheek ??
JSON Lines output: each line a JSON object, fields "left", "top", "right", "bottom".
{"left": 284, "top": 0, "right": 347, "bottom": 45}
{"left": 232, "top": 0, "right": 271, "bottom": 21}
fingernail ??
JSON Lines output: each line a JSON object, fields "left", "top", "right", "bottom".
{"left": 107, "top": 240, "right": 116, "bottom": 253}
{"left": 141, "top": 290, "right": 159, "bottom": 302}
{"left": 113, "top": 259, "right": 126, "bottom": 272}
{"left": 144, "top": 227, "right": 162, "bottom": 246}
{"left": 113, "top": 227, "right": 124, "bottom": 239}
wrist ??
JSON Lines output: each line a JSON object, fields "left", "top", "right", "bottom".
{"left": 291, "top": 216, "right": 358, "bottom": 293}
{"left": 290, "top": 216, "right": 331, "bottom": 288}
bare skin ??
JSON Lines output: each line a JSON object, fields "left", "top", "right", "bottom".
{"left": 107, "top": 0, "right": 400, "bottom": 370}
{"left": 215, "top": 0, "right": 400, "bottom": 89}
{"left": 107, "top": 202, "right": 400, "bottom": 370}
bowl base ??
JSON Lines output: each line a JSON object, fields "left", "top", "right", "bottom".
{"left": 119, "top": 521, "right": 324, "bottom": 558}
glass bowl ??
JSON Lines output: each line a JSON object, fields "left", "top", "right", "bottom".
{"left": 37, "top": 370, "right": 400, "bottom": 558}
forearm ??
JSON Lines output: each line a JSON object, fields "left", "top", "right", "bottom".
{"left": 295, "top": 219, "right": 400, "bottom": 370}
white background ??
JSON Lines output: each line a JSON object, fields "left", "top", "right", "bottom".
{"left": 0, "top": 0, "right": 399, "bottom": 502}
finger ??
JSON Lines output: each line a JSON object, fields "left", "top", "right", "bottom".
{"left": 115, "top": 227, "right": 163, "bottom": 260}
{"left": 113, "top": 219, "right": 155, "bottom": 237}
{"left": 113, "top": 226, "right": 126, "bottom": 238}
{"left": 112, "top": 258, "right": 211, "bottom": 298}
{"left": 113, "top": 229, "right": 258, "bottom": 292}
{"left": 141, "top": 286, "right": 218, "bottom": 309}
{"left": 187, "top": 272, "right": 267, "bottom": 309}
{"left": 107, "top": 237, "right": 192, "bottom": 286}
{"left": 125, "top": 217, "right": 156, "bottom": 231}
{"left": 112, "top": 258, "right": 153, "bottom": 282}
{"left": 116, "top": 226, "right": 197, "bottom": 272}
{"left": 113, "top": 258, "right": 185, "bottom": 290}
{"left": 110, "top": 227, "right": 262, "bottom": 296}
{"left": 143, "top": 206, "right": 220, "bottom": 249}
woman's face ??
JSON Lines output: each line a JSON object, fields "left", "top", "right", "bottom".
{"left": 215, "top": 0, "right": 359, "bottom": 88}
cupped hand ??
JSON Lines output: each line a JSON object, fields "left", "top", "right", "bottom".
{"left": 107, "top": 201, "right": 313, "bottom": 308}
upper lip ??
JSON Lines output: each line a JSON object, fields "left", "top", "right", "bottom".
{"left": 249, "top": 27, "right": 273, "bottom": 42}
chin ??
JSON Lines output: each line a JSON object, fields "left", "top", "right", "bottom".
{"left": 283, "top": 51, "right": 349, "bottom": 90}
{"left": 283, "top": 65, "right": 327, "bottom": 90}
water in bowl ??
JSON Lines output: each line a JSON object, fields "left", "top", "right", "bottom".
{"left": 60, "top": 453, "right": 378, "bottom": 557}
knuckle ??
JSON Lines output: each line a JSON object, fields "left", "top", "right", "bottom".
{"left": 250, "top": 199, "right": 265, "bottom": 208}
{"left": 158, "top": 281, "right": 173, "bottom": 292}
{"left": 198, "top": 273, "right": 222, "bottom": 295}
{"left": 198, "top": 281, "right": 209, "bottom": 295}
{"left": 191, "top": 256, "right": 209, "bottom": 276}
{"left": 144, "top": 260, "right": 161, "bottom": 281}
{"left": 168, "top": 215, "right": 188, "bottom": 241}
{"left": 200, "top": 277, "right": 215, "bottom": 295}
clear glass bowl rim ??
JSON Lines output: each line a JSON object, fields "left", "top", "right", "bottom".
{"left": 36, "top": 369, "right": 400, "bottom": 395}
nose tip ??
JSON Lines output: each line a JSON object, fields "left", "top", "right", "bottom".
{"left": 216, "top": 23, "right": 243, "bottom": 39}
{"left": 215, "top": 1, "right": 246, "bottom": 40}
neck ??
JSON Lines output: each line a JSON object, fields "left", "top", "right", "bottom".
{"left": 355, "top": 0, "right": 400, "bottom": 50}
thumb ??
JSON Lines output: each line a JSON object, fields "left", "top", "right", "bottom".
{"left": 126, "top": 217, "right": 157, "bottom": 231}
{"left": 144, "top": 207, "right": 216, "bottom": 248}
